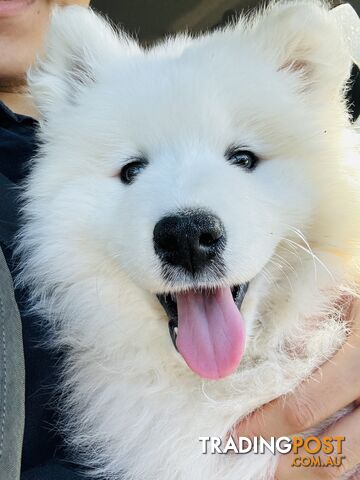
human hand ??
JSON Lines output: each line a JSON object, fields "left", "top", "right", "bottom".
{"left": 231, "top": 302, "right": 360, "bottom": 479}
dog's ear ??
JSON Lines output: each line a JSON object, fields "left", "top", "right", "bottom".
{"left": 28, "top": 6, "right": 139, "bottom": 118}
{"left": 250, "top": 1, "right": 352, "bottom": 97}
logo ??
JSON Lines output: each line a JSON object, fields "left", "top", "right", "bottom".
{"left": 199, "top": 435, "right": 345, "bottom": 468}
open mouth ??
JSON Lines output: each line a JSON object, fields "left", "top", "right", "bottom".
{"left": 157, "top": 283, "right": 248, "bottom": 380}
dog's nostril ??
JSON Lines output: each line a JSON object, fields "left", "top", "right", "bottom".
{"left": 153, "top": 209, "right": 226, "bottom": 275}
{"left": 199, "top": 231, "right": 221, "bottom": 248}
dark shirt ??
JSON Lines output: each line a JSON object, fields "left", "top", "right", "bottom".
{"left": 0, "top": 101, "right": 86, "bottom": 479}
{"left": 349, "top": 64, "right": 360, "bottom": 122}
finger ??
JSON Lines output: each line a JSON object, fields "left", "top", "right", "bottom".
{"left": 232, "top": 332, "right": 360, "bottom": 438}
{"left": 276, "top": 406, "right": 360, "bottom": 480}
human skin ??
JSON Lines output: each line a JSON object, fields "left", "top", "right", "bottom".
{"left": 232, "top": 301, "right": 360, "bottom": 479}
{"left": 1, "top": 0, "right": 359, "bottom": 478}
{"left": 0, "top": 0, "right": 89, "bottom": 116}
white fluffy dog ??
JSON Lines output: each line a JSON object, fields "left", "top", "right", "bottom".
{"left": 18, "top": 1, "right": 360, "bottom": 479}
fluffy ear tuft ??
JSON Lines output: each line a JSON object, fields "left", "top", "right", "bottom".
{"left": 250, "top": 0, "right": 352, "bottom": 97}
{"left": 28, "top": 6, "right": 139, "bottom": 118}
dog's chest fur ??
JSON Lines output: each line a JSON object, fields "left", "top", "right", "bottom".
{"left": 49, "top": 255, "right": 348, "bottom": 480}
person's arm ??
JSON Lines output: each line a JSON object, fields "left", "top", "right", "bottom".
{"left": 0, "top": 246, "right": 25, "bottom": 480}
{"left": 231, "top": 301, "right": 360, "bottom": 479}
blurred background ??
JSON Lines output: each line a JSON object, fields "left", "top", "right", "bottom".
{"left": 91, "top": 0, "right": 360, "bottom": 43}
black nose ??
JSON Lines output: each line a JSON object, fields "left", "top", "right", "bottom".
{"left": 153, "top": 209, "right": 226, "bottom": 275}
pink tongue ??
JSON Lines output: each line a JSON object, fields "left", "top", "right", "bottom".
{"left": 176, "top": 288, "right": 246, "bottom": 380}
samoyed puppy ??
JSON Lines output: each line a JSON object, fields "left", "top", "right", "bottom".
{"left": 18, "top": 1, "right": 360, "bottom": 479}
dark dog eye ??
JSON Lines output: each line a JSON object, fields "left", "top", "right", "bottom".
{"left": 226, "top": 147, "right": 259, "bottom": 171}
{"left": 120, "top": 159, "right": 148, "bottom": 185}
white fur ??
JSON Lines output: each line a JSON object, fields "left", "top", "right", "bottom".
{"left": 17, "top": 1, "right": 360, "bottom": 479}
